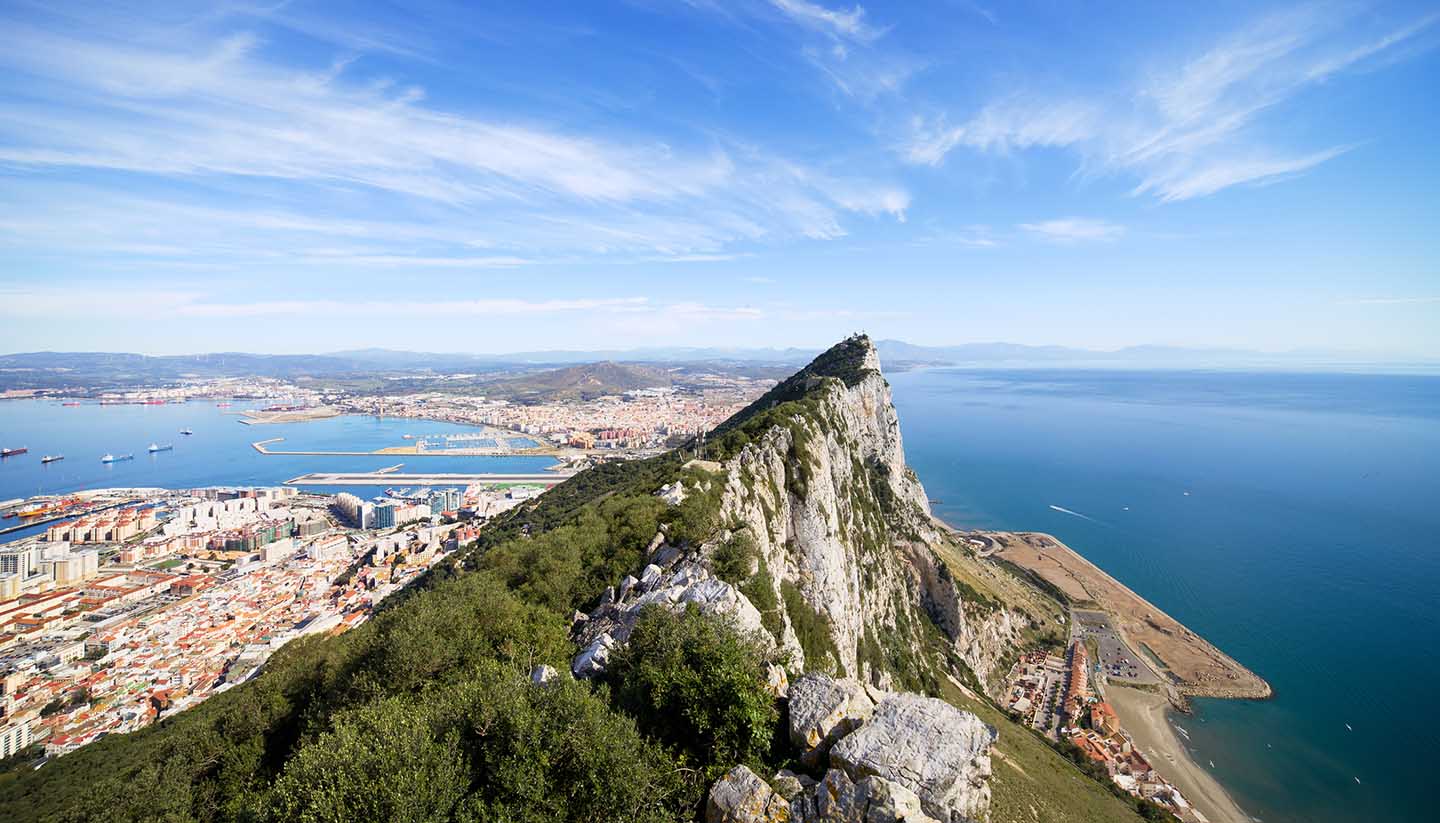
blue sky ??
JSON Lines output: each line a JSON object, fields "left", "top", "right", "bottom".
{"left": 1, "top": 0, "right": 1437, "bottom": 356}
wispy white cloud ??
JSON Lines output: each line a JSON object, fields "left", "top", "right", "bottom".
{"left": 0, "top": 287, "right": 770, "bottom": 322}
{"left": 688, "top": 0, "right": 918, "bottom": 101}
{"left": 0, "top": 14, "right": 909, "bottom": 261}
{"left": 1132, "top": 145, "right": 1354, "bottom": 203}
{"left": 1019, "top": 218, "right": 1125, "bottom": 243}
{"left": 769, "top": 0, "right": 882, "bottom": 43}
{"left": 901, "top": 7, "right": 1438, "bottom": 200}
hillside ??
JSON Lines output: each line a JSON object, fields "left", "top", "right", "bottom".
{"left": 0, "top": 336, "right": 1150, "bottom": 823}
{"left": 479, "top": 360, "right": 674, "bottom": 401}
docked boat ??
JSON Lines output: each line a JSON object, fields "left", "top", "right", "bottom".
{"left": 41, "top": 455, "right": 64, "bottom": 464}
{"left": 101, "top": 453, "right": 134, "bottom": 463}
{"left": 180, "top": 428, "right": 194, "bottom": 435}
{"left": 1, "top": 446, "right": 27, "bottom": 457}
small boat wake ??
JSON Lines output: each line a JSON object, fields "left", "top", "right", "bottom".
{"left": 1049, "top": 504, "right": 1104, "bottom": 524}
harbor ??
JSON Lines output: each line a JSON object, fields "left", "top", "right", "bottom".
{"left": 282, "top": 471, "right": 575, "bottom": 487}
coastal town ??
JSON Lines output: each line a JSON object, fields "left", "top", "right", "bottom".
{"left": 0, "top": 481, "right": 544, "bottom": 764}
{"left": 1002, "top": 639, "right": 1205, "bottom": 821}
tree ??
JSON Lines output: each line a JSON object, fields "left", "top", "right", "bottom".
{"left": 607, "top": 605, "right": 778, "bottom": 783}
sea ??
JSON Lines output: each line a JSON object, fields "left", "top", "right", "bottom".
{"left": 0, "top": 400, "right": 556, "bottom": 544}
{"left": 3, "top": 372, "right": 1437, "bottom": 822}
{"left": 887, "top": 367, "right": 1440, "bottom": 823}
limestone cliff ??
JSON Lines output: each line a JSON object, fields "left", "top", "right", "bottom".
{"left": 699, "top": 335, "right": 1030, "bottom": 692}
{"left": 574, "top": 335, "right": 1037, "bottom": 700}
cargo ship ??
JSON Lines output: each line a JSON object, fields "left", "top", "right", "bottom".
{"left": 41, "top": 455, "right": 64, "bottom": 464}
{"left": 1, "top": 447, "right": 28, "bottom": 457}
{"left": 180, "top": 428, "right": 194, "bottom": 435}
{"left": 148, "top": 443, "right": 174, "bottom": 453}
{"left": 101, "top": 453, "right": 134, "bottom": 463}
{"left": 62, "top": 401, "right": 81, "bottom": 407}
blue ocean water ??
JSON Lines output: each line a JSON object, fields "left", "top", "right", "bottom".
{"left": 886, "top": 368, "right": 1440, "bottom": 823}
{"left": 0, "top": 400, "right": 557, "bottom": 543}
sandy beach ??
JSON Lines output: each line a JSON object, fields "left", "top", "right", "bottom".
{"left": 1106, "top": 684, "right": 1250, "bottom": 823}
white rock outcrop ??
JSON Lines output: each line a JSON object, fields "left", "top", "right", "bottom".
{"left": 787, "top": 673, "right": 875, "bottom": 767}
{"left": 709, "top": 337, "right": 1028, "bottom": 690}
{"left": 828, "top": 693, "right": 996, "bottom": 823}
{"left": 708, "top": 765, "right": 792, "bottom": 823}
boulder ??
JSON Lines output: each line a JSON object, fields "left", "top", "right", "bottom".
{"left": 829, "top": 694, "right": 995, "bottom": 823}
{"left": 708, "top": 765, "right": 792, "bottom": 823}
{"left": 528, "top": 664, "right": 557, "bottom": 686}
{"left": 793, "top": 769, "right": 942, "bottom": 823}
{"left": 788, "top": 673, "right": 875, "bottom": 766}
{"left": 571, "top": 632, "right": 616, "bottom": 678}
{"left": 618, "top": 574, "right": 640, "bottom": 602}
{"left": 815, "top": 768, "right": 863, "bottom": 822}
{"left": 860, "top": 776, "right": 939, "bottom": 823}
{"left": 652, "top": 544, "right": 683, "bottom": 569}
{"left": 770, "top": 769, "right": 809, "bottom": 802}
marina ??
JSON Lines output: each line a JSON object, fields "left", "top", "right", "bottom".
{"left": 283, "top": 471, "right": 574, "bottom": 487}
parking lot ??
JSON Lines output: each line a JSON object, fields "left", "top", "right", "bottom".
{"left": 1075, "top": 609, "right": 1162, "bottom": 686}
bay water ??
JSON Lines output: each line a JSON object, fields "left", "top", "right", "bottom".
{"left": 0, "top": 399, "right": 556, "bottom": 544}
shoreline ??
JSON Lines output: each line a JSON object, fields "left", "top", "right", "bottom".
{"left": 988, "top": 530, "right": 1271, "bottom": 702}
{"left": 938, "top": 517, "right": 1261, "bottom": 822}
{"left": 1105, "top": 683, "right": 1251, "bottom": 823}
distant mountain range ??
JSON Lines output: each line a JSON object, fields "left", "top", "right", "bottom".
{"left": 2, "top": 341, "right": 1434, "bottom": 391}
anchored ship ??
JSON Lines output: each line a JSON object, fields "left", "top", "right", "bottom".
{"left": 101, "top": 453, "right": 135, "bottom": 463}
{"left": 148, "top": 443, "right": 174, "bottom": 453}
{"left": 180, "top": 428, "right": 194, "bottom": 435}
{"left": 41, "top": 455, "right": 64, "bottom": 464}
{"left": 1, "top": 447, "right": 28, "bottom": 457}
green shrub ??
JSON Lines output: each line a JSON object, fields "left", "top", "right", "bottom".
{"left": 607, "top": 605, "right": 778, "bottom": 783}
{"left": 740, "top": 556, "right": 784, "bottom": 643}
{"left": 712, "top": 529, "right": 758, "bottom": 584}
{"left": 781, "top": 581, "right": 843, "bottom": 675}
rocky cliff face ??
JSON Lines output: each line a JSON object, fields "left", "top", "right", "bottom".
{"left": 701, "top": 336, "right": 1029, "bottom": 691}
{"left": 574, "top": 336, "right": 1032, "bottom": 692}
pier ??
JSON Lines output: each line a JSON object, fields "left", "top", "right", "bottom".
{"left": 283, "top": 471, "right": 575, "bottom": 487}
{"left": 251, "top": 437, "right": 558, "bottom": 457}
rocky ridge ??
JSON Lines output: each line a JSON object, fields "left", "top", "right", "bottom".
{"left": 570, "top": 336, "right": 1032, "bottom": 822}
